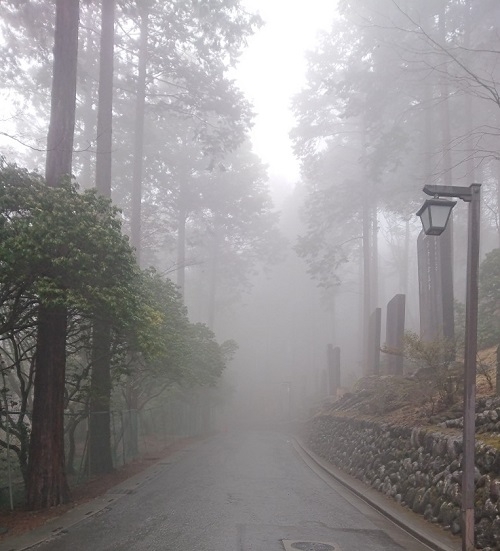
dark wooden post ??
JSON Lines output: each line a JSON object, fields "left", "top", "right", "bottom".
{"left": 385, "top": 294, "right": 406, "bottom": 376}
{"left": 368, "top": 308, "right": 381, "bottom": 375}
{"left": 327, "top": 345, "right": 341, "bottom": 397}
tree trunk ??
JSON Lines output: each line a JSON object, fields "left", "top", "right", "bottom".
{"left": 208, "top": 224, "right": 220, "bottom": 330}
{"left": 79, "top": 17, "right": 96, "bottom": 189}
{"left": 26, "top": 0, "right": 79, "bottom": 510}
{"left": 361, "top": 124, "right": 371, "bottom": 375}
{"left": 27, "top": 305, "right": 71, "bottom": 508}
{"left": 176, "top": 175, "right": 188, "bottom": 296}
{"left": 127, "top": 7, "right": 148, "bottom": 461}
{"left": 65, "top": 415, "right": 80, "bottom": 475}
{"left": 89, "top": 318, "right": 113, "bottom": 474}
{"left": 371, "top": 203, "right": 378, "bottom": 309}
{"left": 95, "top": 0, "right": 115, "bottom": 198}
{"left": 130, "top": 8, "right": 149, "bottom": 265}
{"left": 464, "top": 0, "right": 475, "bottom": 183}
{"left": 44, "top": 2, "right": 79, "bottom": 188}
{"left": 124, "top": 383, "right": 140, "bottom": 458}
{"left": 439, "top": 6, "right": 455, "bottom": 344}
{"left": 362, "top": 194, "right": 371, "bottom": 375}
{"left": 89, "top": 0, "right": 116, "bottom": 476}
{"left": 400, "top": 218, "right": 410, "bottom": 295}
{"left": 497, "top": 160, "right": 500, "bottom": 247}
{"left": 419, "top": 50, "right": 438, "bottom": 341}
{"left": 177, "top": 208, "right": 187, "bottom": 295}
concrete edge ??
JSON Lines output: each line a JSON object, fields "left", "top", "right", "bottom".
{"left": 292, "top": 436, "right": 461, "bottom": 551}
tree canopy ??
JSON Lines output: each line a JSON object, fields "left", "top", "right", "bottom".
{"left": 0, "top": 159, "right": 138, "bottom": 322}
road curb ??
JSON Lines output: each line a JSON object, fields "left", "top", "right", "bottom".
{"left": 292, "top": 436, "right": 461, "bottom": 551}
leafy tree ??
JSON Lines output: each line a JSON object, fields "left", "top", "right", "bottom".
{"left": 291, "top": 1, "right": 431, "bottom": 288}
{"left": 118, "top": 268, "right": 230, "bottom": 411}
{"left": 397, "top": 331, "right": 460, "bottom": 413}
{"left": 291, "top": 0, "right": 500, "bottom": 376}
{"left": 478, "top": 248, "right": 500, "bottom": 348}
{"left": 0, "top": 0, "right": 275, "bottom": 323}
{"left": 126, "top": 129, "right": 284, "bottom": 326}
{"left": 99, "top": 0, "right": 260, "bottom": 260}
{"left": 183, "top": 323, "right": 227, "bottom": 387}
{"left": 193, "top": 143, "right": 285, "bottom": 327}
{"left": 0, "top": 165, "right": 139, "bottom": 334}
{"left": 0, "top": 0, "right": 266, "bottom": 502}
{"left": 0, "top": 159, "right": 140, "bottom": 506}
{"left": 121, "top": 268, "right": 191, "bottom": 411}
{"left": 0, "top": 324, "right": 36, "bottom": 485}
{"left": 0, "top": 2, "right": 262, "bottom": 262}
{"left": 0, "top": 311, "right": 99, "bottom": 482}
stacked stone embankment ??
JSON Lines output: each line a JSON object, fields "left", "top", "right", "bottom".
{"left": 306, "top": 406, "right": 500, "bottom": 550}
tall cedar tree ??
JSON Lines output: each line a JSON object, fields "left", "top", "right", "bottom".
{"left": 26, "top": 0, "right": 79, "bottom": 509}
{"left": 89, "top": 0, "right": 115, "bottom": 475}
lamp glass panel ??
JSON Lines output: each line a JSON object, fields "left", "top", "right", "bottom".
{"left": 429, "top": 203, "right": 452, "bottom": 230}
{"left": 420, "top": 205, "right": 431, "bottom": 233}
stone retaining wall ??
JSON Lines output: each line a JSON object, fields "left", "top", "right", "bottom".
{"left": 306, "top": 415, "right": 500, "bottom": 549}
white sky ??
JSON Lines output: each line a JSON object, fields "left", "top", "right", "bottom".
{"left": 233, "top": 0, "right": 337, "bottom": 184}
{"left": 1, "top": 3, "right": 338, "bottom": 182}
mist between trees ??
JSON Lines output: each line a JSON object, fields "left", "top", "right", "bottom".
{"left": 2, "top": 0, "right": 500, "bottom": 513}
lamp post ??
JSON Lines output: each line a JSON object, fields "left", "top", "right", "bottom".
{"left": 417, "top": 183, "right": 481, "bottom": 551}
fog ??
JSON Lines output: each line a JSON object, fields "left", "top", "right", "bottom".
{"left": 2, "top": 0, "right": 500, "bottom": 513}
{"left": 207, "top": 0, "right": 500, "bottom": 427}
{"left": 211, "top": 183, "right": 415, "bottom": 427}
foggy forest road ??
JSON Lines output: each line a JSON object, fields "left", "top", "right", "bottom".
{"left": 26, "top": 431, "right": 447, "bottom": 551}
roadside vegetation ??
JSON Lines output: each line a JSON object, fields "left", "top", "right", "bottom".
{"left": 0, "top": 0, "right": 278, "bottom": 512}
{"left": 0, "top": 160, "right": 233, "bottom": 507}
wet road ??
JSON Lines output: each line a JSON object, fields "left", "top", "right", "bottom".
{"left": 31, "top": 431, "right": 432, "bottom": 551}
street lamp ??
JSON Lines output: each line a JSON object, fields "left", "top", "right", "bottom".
{"left": 417, "top": 183, "right": 481, "bottom": 551}
{"left": 416, "top": 197, "right": 456, "bottom": 236}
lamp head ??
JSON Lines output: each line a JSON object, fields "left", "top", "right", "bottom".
{"left": 416, "top": 197, "right": 456, "bottom": 236}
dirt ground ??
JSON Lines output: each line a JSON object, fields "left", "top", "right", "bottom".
{"left": 0, "top": 438, "right": 194, "bottom": 542}
{"left": 326, "top": 347, "right": 499, "bottom": 428}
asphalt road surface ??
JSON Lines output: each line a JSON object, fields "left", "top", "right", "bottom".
{"left": 30, "top": 430, "right": 436, "bottom": 551}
